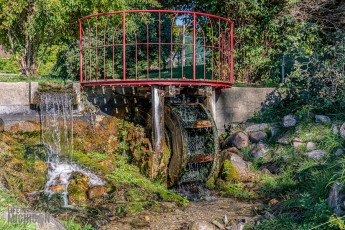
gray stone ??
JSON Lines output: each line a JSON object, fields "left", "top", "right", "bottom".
{"left": 245, "top": 123, "right": 269, "bottom": 132}
{"left": 277, "top": 133, "right": 291, "bottom": 145}
{"left": 283, "top": 115, "right": 297, "bottom": 127}
{"left": 331, "top": 124, "right": 340, "bottom": 135}
{"left": 250, "top": 142, "right": 270, "bottom": 159}
{"left": 223, "top": 215, "right": 229, "bottom": 225}
{"left": 315, "top": 115, "right": 331, "bottom": 123}
{"left": 189, "top": 220, "right": 216, "bottom": 230}
{"left": 212, "top": 220, "right": 225, "bottom": 230}
{"left": 223, "top": 147, "right": 243, "bottom": 158}
{"left": 0, "top": 118, "right": 4, "bottom": 132}
{"left": 328, "top": 181, "right": 345, "bottom": 215}
{"left": 304, "top": 150, "right": 327, "bottom": 160}
{"left": 270, "top": 126, "right": 280, "bottom": 137}
{"left": 340, "top": 122, "right": 345, "bottom": 138}
{"left": 292, "top": 137, "right": 304, "bottom": 150}
{"left": 222, "top": 131, "right": 249, "bottom": 150}
{"left": 249, "top": 131, "right": 268, "bottom": 143}
{"left": 261, "top": 168, "right": 272, "bottom": 175}
{"left": 334, "top": 148, "right": 345, "bottom": 157}
{"left": 306, "top": 142, "right": 317, "bottom": 151}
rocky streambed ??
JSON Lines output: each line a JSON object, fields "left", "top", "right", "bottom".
{"left": 100, "top": 196, "right": 259, "bottom": 230}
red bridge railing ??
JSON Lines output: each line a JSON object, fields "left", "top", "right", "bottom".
{"left": 79, "top": 10, "right": 234, "bottom": 88}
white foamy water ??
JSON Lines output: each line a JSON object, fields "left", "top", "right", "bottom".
{"left": 45, "top": 162, "right": 105, "bottom": 207}
{"left": 40, "top": 93, "right": 105, "bottom": 207}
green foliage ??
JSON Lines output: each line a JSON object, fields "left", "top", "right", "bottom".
{"left": 0, "top": 56, "right": 20, "bottom": 73}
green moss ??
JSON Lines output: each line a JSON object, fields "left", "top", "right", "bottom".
{"left": 205, "top": 177, "right": 216, "bottom": 190}
{"left": 222, "top": 160, "right": 240, "bottom": 182}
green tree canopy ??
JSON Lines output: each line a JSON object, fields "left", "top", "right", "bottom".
{"left": 0, "top": 0, "right": 159, "bottom": 76}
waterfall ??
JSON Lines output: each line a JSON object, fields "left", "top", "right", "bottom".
{"left": 40, "top": 93, "right": 104, "bottom": 208}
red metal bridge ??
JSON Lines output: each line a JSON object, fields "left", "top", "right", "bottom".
{"left": 79, "top": 10, "right": 234, "bottom": 88}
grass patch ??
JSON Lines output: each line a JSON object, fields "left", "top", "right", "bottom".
{"left": 0, "top": 74, "right": 68, "bottom": 85}
{"left": 107, "top": 154, "right": 188, "bottom": 207}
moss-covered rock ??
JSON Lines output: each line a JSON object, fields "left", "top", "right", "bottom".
{"left": 222, "top": 160, "right": 240, "bottom": 182}
{"left": 67, "top": 172, "right": 89, "bottom": 206}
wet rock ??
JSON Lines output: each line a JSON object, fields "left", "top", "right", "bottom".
{"left": 245, "top": 123, "right": 269, "bottom": 133}
{"left": 340, "top": 123, "right": 345, "bottom": 138}
{"left": 249, "top": 131, "right": 267, "bottom": 144}
{"left": 68, "top": 172, "right": 89, "bottom": 206}
{"left": 315, "top": 115, "right": 331, "bottom": 123}
{"left": 0, "top": 118, "right": 4, "bottom": 132}
{"left": 250, "top": 143, "right": 270, "bottom": 159}
{"left": 222, "top": 131, "right": 249, "bottom": 150}
{"left": 331, "top": 124, "right": 340, "bottom": 135}
{"left": 88, "top": 185, "right": 106, "bottom": 199}
{"left": 212, "top": 220, "right": 225, "bottom": 229}
{"left": 50, "top": 185, "right": 67, "bottom": 193}
{"left": 283, "top": 115, "right": 297, "bottom": 127}
{"left": 334, "top": 147, "right": 345, "bottom": 157}
{"left": 8, "top": 121, "right": 40, "bottom": 133}
{"left": 328, "top": 181, "right": 345, "bottom": 215}
{"left": 304, "top": 150, "right": 327, "bottom": 160}
{"left": 189, "top": 220, "right": 215, "bottom": 230}
{"left": 306, "top": 142, "right": 317, "bottom": 151}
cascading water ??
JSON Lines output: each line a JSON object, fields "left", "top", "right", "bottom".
{"left": 40, "top": 93, "right": 104, "bottom": 207}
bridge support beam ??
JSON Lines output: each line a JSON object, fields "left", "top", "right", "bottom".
{"left": 151, "top": 85, "right": 164, "bottom": 178}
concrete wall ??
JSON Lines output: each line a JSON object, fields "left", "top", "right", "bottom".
{"left": 0, "top": 82, "right": 38, "bottom": 114}
{"left": 215, "top": 87, "right": 275, "bottom": 132}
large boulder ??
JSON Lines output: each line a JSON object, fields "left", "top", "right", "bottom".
{"left": 315, "top": 115, "right": 331, "bottom": 123}
{"left": 283, "top": 115, "right": 297, "bottom": 127}
{"left": 222, "top": 131, "right": 249, "bottom": 150}
{"left": 250, "top": 142, "right": 270, "bottom": 159}
{"left": 245, "top": 123, "right": 269, "bottom": 133}
{"left": 304, "top": 150, "right": 327, "bottom": 160}
{"left": 221, "top": 150, "right": 255, "bottom": 182}
{"left": 249, "top": 131, "right": 268, "bottom": 144}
